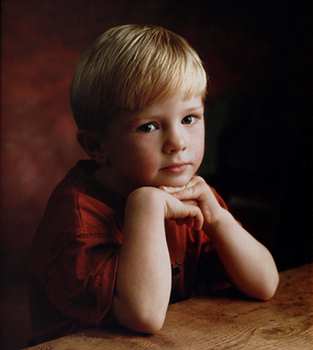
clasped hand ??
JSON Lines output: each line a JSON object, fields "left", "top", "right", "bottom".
{"left": 160, "top": 176, "right": 224, "bottom": 232}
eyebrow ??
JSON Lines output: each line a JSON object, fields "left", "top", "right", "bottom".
{"left": 184, "top": 106, "right": 204, "bottom": 113}
{"left": 151, "top": 105, "right": 204, "bottom": 116}
{"left": 136, "top": 108, "right": 204, "bottom": 122}
{"left": 124, "top": 105, "right": 204, "bottom": 125}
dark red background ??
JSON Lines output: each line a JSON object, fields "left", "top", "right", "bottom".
{"left": 1, "top": 1, "right": 312, "bottom": 349}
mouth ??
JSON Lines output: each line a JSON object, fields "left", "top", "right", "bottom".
{"left": 160, "top": 163, "right": 189, "bottom": 174}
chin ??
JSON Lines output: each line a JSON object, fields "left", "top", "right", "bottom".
{"left": 163, "top": 176, "right": 192, "bottom": 188}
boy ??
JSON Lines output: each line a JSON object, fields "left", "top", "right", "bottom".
{"left": 28, "top": 24, "right": 279, "bottom": 344}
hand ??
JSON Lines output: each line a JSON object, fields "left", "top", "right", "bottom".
{"left": 161, "top": 178, "right": 280, "bottom": 301}
{"left": 161, "top": 188, "right": 204, "bottom": 230}
{"left": 130, "top": 187, "right": 204, "bottom": 230}
{"left": 160, "top": 176, "right": 224, "bottom": 228}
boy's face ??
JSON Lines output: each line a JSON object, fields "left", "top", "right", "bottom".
{"left": 102, "top": 93, "right": 205, "bottom": 196}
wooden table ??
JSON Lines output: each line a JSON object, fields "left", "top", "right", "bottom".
{"left": 25, "top": 263, "right": 313, "bottom": 350}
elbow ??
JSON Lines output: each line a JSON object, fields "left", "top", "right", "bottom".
{"left": 264, "top": 278, "right": 280, "bottom": 301}
{"left": 257, "top": 271, "right": 280, "bottom": 301}
{"left": 112, "top": 296, "right": 167, "bottom": 334}
{"left": 129, "top": 312, "right": 166, "bottom": 334}
{"left": 241, "top": 269, "right": 279, "bottom": 301}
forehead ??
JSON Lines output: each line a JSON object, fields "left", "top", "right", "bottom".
{"left": 124, "top": 94, "right": 204, "bottom": 121}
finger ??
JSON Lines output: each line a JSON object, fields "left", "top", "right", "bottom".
{"left": 180, "top": 199, "right": 199, "bottom": 206}
{"left": 185, "top": 175, "right": 201, "bottom": 188}
{"left": 170, "top": 185, "right": 198, "bottom": 200}
{"left": 159, "top": 176, "right": 201, "bottom": 193}
{"left": 183, "top": 204, "right": 203, "bottom": 230}
{"left": 171, "top": 178, "right": 207, "bottom": 201}
{"left": 171, "top": 201, "right": 203, "bottom": 229}
{"left": 159, "top": 185, "right": 186, "bottom": 193}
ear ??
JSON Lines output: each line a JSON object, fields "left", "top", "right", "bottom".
{"left": 76, "top": 130, "right": 109, "bottom": 164}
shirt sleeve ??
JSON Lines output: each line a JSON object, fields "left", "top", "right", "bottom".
{"left": 29, "top": 189, "right": 124, "bottom": 326}
{"left": 44, "top": 231, "right": 121, "bottom": 325}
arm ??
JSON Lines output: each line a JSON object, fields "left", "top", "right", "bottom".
{"left": 162, "top": 177, "right": 279, "bottom": 301}
{"left": 111, "top": 186, "right": 203, "bottom": 333}
{"left": 204, "top": 209, "right": 279, "bottom": 300}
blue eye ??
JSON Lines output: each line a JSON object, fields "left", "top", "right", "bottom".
{"left": 137, "top": 123, "right": 156, "bottom": 133}
{"left": 182, "top": 115, "right": 195, "bottom": 124}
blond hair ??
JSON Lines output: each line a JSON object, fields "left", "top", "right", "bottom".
{"left": 70, "top": 24, "right": 207, "bottom": 132}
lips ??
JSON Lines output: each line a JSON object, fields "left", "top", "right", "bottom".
{"left": 160, "top": 163, "right": 189, "bottom": 174}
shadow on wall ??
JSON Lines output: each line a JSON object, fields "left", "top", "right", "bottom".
{"left": 201, "top": 94, "right": 312, "bottom": 271}
{"left": 1, "top": 1, "right": 312, "bottom": 349}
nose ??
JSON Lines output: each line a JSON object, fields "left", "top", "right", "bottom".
{"left": 163, "top": 127, "right": 187, "bottom": 154}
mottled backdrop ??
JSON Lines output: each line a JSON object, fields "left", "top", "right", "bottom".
{"left": 1, "top": 1, "right": 312, "bottom": 349}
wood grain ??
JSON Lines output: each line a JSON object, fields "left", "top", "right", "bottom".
{"left": 25, "top": 263, "right": 313, "bottom": 350}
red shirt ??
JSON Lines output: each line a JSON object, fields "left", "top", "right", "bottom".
{"left": 28, "top": 160, "right": 229, "bottom": 344}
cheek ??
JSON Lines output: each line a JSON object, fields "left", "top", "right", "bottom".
{"left": 134, "top": 150, "right": 159, "bottom": 172}
{"left": 121, "top": 141, "right": 158, "bottom": 172}
{"left": 122, "top": 152, "right": 159, "bottom": 186}
{"left": 190, "top": 128, "right": 205, "bottom": 160}
{"left": 195, "top": 143, "right": 205, "bottom": 166}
